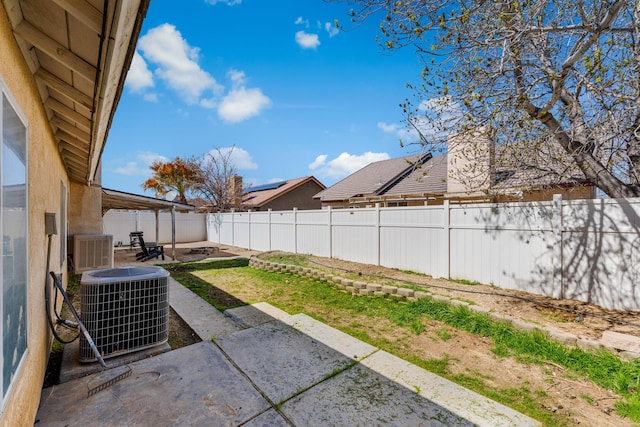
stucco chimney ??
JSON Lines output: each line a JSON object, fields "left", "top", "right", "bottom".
{"left": 228, "top": 175, "right": 243, "bottom": 209}
{"left": 447, "top": 127, "right": 495, "bottom": 194}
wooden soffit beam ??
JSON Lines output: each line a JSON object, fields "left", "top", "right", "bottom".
{"left": 51, "top": 116, "right": 91, "bottom": 144}
{"left": 34, "top": 68, "right": 93, "bottom": 111}
{"left": 50, "top": 0, "right": 103, "bottom": 34}
{"left": 56, "top": 130, "right": 89, "bottom": 153}
{"left": 14, "top": 20, "right": 96, "bottom": 83}
{"left": 44, "top": 97, "right": 91, "bottom": 131}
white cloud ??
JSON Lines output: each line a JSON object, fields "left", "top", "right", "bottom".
{"left": 324, "top": 22, "right": 339, "bottom": 37}
{"left": 295, "top": 31, "right": 320, "bottom": 50}
{"left": 227, "top": 69, "right": 247, "bottom": 85}
{"left": 113, "top": 151, "right": 169, "bottom": 176}
{"left": 126, "top": 51, "right": 154, "bottom": 93}
{"left": 295, "top": 17, "right": 309, "bottom": 27}
{"left": 218, "top": 87, "right": 271, "bottom": 123}
{"left": 378, "top": 121, "right": 417, "bottom": 140}
{"left": 217, "top": 69, "right": 271, "bottom": 122}
{"left": 376, "top": 97, "right": 464, "bottom": 146}
{"left": 143, "top": 93, "right": 158, "bottom": 103}
{"left": 308, "top": 154, "right": 327, "bottom": 170}
{"left": 138, "top": 24, "right": 223, "bottom": 105}
{"left": 134, "top": 25, "right": 270, "bottom": 123}
{"left": 208, "top": 147, "right": 258, "bottom": 170}
{"left": 377, "top": 122, "right": 400, "bottom": 133}
{"left": 205, "top": 0, "right": 242, "bottom": 5}
{"left": 199, "top": 98, "right": 217, "bottom": 109}
{"left": 413, "top": 96, "right": 464, "bottom": 141}
{"left": 267, "top": 177, "right": 284, "bottom": 184}
{"left": 311, "top": 152, "right": 390, "bottom": 179}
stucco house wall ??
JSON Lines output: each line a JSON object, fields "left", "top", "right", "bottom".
{"left": 0, "top": 7, "right": 73, "bottom": 425}
{"left": 259, "top": 180, "right": 324, "bottom": 211}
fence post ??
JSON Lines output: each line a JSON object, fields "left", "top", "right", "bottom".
{"left": 233, "top": 212, "right": 238, "bottom": 247}
{"left": 171, "top": 206, "right": 176, "bottom": 260}
{"left": 376, "top": 203, "right": 381, "bottom": 266}
{"left": 268, "top": 209, "right": 272, "bottom": 251}
{"left": 248, "top": 210, "right": 251, "bottom": 250}
{"left": 443, "top": 200, "right": 450, "bottom": 279}
{"left": 552, "top": 194, "right": 563, "bottom": 299}
{"left": 328, "top": 206, "right": 332, "bottom": 258}
{"left": 293, "top": 208, "right": 298, "bottom": 254}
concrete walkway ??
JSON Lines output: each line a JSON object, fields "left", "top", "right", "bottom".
{"left": 36, "top": 276, "right": 539, "bottom": 426}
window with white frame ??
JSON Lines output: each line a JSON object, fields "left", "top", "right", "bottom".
{"left": 1, "top": 81, "right": 28, "bottom": 406}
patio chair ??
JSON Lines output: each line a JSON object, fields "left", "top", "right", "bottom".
{"left": 135, "top": 235, "right": 165, "bottom": 262}
{"left": 129, "top": 231, "right": 143, "bottom": 248}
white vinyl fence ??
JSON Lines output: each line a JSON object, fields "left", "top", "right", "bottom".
{"left": 104, "top": 211, "right": 207, "bottom": 244}
{"left": 206, "top": 195, "right": 640, "bottom": 311}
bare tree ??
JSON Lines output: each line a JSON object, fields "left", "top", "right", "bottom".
{"left": 193, "top": 147, "right": 243, "bottom": 212}
{"left": 335, "top": 0, "right": 640, "bottom": 198}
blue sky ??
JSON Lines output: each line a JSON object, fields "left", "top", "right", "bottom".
{"left": 102, "top": 0, "right": 431, "bottom": 196}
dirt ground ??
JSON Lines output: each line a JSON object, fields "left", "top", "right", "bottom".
{"left": 116, "top": 244, "right": 640, "bottom": 426}
{"left": 284, "top": 253, "right": 640, "bottom": 342}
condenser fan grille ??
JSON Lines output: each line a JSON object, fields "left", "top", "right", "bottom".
{"left": 79, "top": 267, "right": 169, "bottom": 362}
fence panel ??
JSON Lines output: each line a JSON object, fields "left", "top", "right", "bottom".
{"left": 266, "top": 211, "right": 295, "bottom": 252}
{"left": 448, "top": 202, "right": 556, "bottom": 295}
{"left": 232, "top": 212, "right": 251, "bottom": 249}
{"left": 296, "top": 210, "right": 330, "bottom": 257}
{"left": 561, "top": 199, "right": 640, "bottom": 310}
{"left": 219, "top": 214, "right": 234, "bottom": 244}
{"left": 103, "top": 211, "right": 137, "bottom": 244}
{"left": 379, "top": 206, "right": 447, "bottom": 277}
{"left": 105, "top": 211, "right": 206, "bottom": 244}
{"left": 248, "top": 212, "right": 271, "bottom": 251}
{"left": 331, "top": 208, "right": 378, "bottom": 264}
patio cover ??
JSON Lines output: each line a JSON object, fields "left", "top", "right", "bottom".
{"left": 102, "top": 188, "right": 195, "bottom": 260}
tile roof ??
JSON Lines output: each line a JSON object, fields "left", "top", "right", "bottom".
{"left": 244, "top": 176, "right": 325, "bottom": 207}
{"left": 314, "top": 154, "right": 432, "bottom": 202}
{"left": 382, "top": 154, "right": 448, "bottom": 196}
{"left": 316, "top": 142, "right": 591, "bottom": 204}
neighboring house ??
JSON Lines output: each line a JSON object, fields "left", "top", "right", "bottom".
{"left": 315, "top": 131, "right": 595, "bottom": 208}
{"left": 243, "top": 176, "right": 326, "bottom": 211}
{"left": 0, "top": 1, "right": 150, "bottom": 425}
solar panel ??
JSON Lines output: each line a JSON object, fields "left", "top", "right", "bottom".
{"left": 244, "top": 181, "right": 287, "bottom": 194}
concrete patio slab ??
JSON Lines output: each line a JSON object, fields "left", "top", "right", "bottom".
{"left": 280, "top": 360, "right": 473, "bottom": 427}
{"left": 169, "top": 277, "right": 242, "bottom": 340}
{"left": 37, "top": 341, "right": 271, "bottom": 426}
{"left": 359, "top": 350, "right": 540, "bottom": 427}
{"left": 215, "top": 319, "right": 359, "bottom": 405}
{"left": 224, "top": 302, "right": 290, "bottom": 328}
{"left": 242, "top": 408, "right": 291, "bottom": 427}
{"left": 59, "top": 338, "right": 170, "bottom": 384}
{"left": 282, "top": 313, "right": 377, "bottom": 361}
{"left": 39, "top": 275, "right": 540, "bottom": 427}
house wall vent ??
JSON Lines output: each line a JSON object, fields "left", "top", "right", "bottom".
{"left": 79, "top": 266, "right": 169, "bottom": 362}
{"left": 73, "top": 234, "right": 114, "bottom": 273}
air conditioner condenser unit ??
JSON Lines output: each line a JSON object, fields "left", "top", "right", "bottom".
{"left": 73, "top": 234, "right": 114, "bottom": 273}
{"left": 79, "top": 266, "right": 169, "bottom": 362}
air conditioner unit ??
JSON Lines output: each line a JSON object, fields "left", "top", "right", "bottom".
{"left": 79, "top": 266, "right": 169, "bottom": 362}
{"left": 73, "top": 234, "right": 114, "bottom": 273}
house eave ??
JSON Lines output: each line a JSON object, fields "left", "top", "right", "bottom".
{"left": 2, "top": 0, "right": 150, "bottom": 185}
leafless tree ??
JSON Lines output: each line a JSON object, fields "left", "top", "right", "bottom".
{"left": 335, "top": 0, "right": 640, "bottom": 198}
{"left": 193, "top": 147, "right": 244, "bottom": 212}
